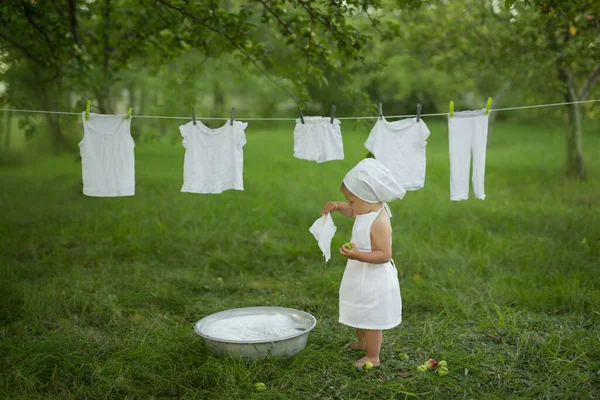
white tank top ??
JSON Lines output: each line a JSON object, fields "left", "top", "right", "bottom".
{"left": 79, "top": 112, "right": 135, "bottom": 197}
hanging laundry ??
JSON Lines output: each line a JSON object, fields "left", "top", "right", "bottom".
{"left": 293, "top": 116, "right": 344, "bottom": 163}
{"left": 448, "top": 110, "right": 489, "bottom": 201}
{"left": 364, "top": 117, "right": 431, "bottom": 191}
{"left": 179, "top": 120, "right": 248, "bottom": 194}
{"left": 309, "top": 213, "right": 337, "bottom": 262}
{"left": 79, "top": 112, "right": 135, "bottom": 197}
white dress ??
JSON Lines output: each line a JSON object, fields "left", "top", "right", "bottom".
{"left": 339, "top": 206, "right": 402, "bottom": 330}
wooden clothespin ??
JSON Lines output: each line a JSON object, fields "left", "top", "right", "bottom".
{"left": 449, "top": 101, "right": 454, "bottom": 118}
{"left": 192, "top": 107, "right": 196, "bottom": 125}
{"left": 298, "top": 107, "right": 305, "bottom": 124}
{"left": 416, "top": 104, "right": 422, "bottom": 122}
{"left": 485, "top": 97, "right": 493, "bottom": 115}
{"left": 85, "top": 100, "right": 91, "bottom": 120}
{"left": 378, "top": 103, "right": 383, "bottom": 120}
{"left": 230, "top": 107, "right": 235, "bottom": 126}
{"left": 330, "top": 104, "right": 336, "bottom": 124}
{"left": 125, "top": 108, "right": 133, "bottom": 119}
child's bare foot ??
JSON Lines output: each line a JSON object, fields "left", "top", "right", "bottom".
{"left": 353, "top": 356, "right": 381, "bottom": 369}
{"left": 343, "top": 341, "right": 366, "bottom": 351}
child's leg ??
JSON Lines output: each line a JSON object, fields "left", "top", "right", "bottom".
{"left": 344, "top": 328, "right": 366, "bottom": 350}
{"left": 353, "top": 329, "right": 382, "bottom": 368}
{"left": 365, "top": 330, "right": 382, "bottom": 361}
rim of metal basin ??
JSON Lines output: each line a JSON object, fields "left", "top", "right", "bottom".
{"left": 194, "top": 306, "right": 317, "bottom": 344}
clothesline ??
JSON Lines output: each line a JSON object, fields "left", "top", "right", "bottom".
{"left": 0, "top": 99, "right": 598, "bottom": 121}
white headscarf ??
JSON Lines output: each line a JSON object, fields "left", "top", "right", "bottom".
{"left": 342, "top": 159, "right": 405, "bottom": 215}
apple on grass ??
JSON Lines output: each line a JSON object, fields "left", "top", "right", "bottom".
{"left": 425, "top": 359, "right": 437, "bottom": 369}
{"left": 437, "top": 367, "right": 449, "bottom": 377}
{"left": 254, "top": 383, "right": 266, "bottom": 392}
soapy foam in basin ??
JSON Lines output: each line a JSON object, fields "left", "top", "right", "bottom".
{"left": 201, "top": 314, "right": 304, "bottom": 341}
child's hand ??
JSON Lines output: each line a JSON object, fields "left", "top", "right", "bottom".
{"left": 321, "top": 202, "right": 338, "bottom": 215}
{"left": 340, "top": 242, "right": 360, "bottom": 260}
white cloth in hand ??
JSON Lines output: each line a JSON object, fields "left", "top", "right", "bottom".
{"left": 309, "top": 213, "right": 337, "bottom": 262}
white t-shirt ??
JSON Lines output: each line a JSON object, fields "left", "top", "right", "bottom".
{"left": 365, "top": 118, "right": 430, "bottom": 191}
{"left": 179, "top": 120, "right": 248, "bottom": 194}
{"left": 294, "top": 116, "right": 344, "bottom": 163}
{"left": 79, "top": 112, "right": 135, "bottom": 197}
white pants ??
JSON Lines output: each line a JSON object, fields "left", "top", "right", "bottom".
{"left": 448, "top": 110, "right": 489, "bottom": 201}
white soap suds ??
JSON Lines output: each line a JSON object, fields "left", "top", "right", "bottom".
{"left": 201, "top": 313, "right": 305, "bottom": 341}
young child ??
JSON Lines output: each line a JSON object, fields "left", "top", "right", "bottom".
{"left": 321, "top": 158, "right": 405, "bottom": 368}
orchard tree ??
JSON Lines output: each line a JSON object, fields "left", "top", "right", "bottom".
{"left": 0, "top": 0, "right": 399, "bottom": 151}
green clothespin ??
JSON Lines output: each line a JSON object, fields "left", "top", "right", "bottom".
{"left": 85, "top": 100, "right": 91, "bottom": 120}
{"left": 125, "top": 108, "right": 133, "bottom": 119}
{"left": 485, "top": 97, "right": 493, "bottom": 115}
{"left": 449, "top": 101, "right": 454, "bottom": 118}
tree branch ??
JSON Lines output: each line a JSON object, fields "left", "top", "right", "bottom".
{"left": 156, "top": 0, "right": 299, "bottom": 102}
{"left": 579, "top": 63, "right": 600, "bottom": 100}
{"left": 67, "top": 0, "right": 80, "bottom": 45}
{"left": 0, "top": 33, "right": 45, "bottom": 66}
{"left": 256, "top": 0, "right": 294, "bottom": 36}
{"left": 20, "top": 0, "right": 56, "bottom": 54}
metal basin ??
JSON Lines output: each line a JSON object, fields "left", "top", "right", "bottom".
{"left": 194, "top": 306, "right": 317, "bottom": 360}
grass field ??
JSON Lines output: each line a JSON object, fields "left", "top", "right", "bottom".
{"left": 1, "top": 119, "right": 599, "bottom": 399}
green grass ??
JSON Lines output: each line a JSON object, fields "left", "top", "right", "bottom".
{"left": 1, "top": 119, "right": 599, "bottom": 399}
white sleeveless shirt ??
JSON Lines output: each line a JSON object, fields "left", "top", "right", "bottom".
{"left": 79, "top": 112, "right": 135, "bottom": 197}
{"left": 339, "top": 206, "right": 402, "bottom": 330}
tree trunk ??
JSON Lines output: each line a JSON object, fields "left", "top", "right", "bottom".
{"left": 4, "top": 107, "right": 12, "bottom": 152}
{"left": 565, "top": 100, "right": 586, "bottom": 179}
{"left": 558, "top": 67, "right": 586, "bottom": 179}
{"left": 33, "top": 64, "right": 73, "bottom": 153}
{"left": 139, "top": 86, "right": 146, "bottom": 116}
{"left": 99, "top": 0, "right": 113, "bottom": 114}
{"left": 487, "top": 80, "right": 511, "bottom": 136}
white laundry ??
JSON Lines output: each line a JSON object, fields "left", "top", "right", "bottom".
{"left": 180, "top": 120, "right": 248, "bottom": 194}
{"left": 294, "top": 116, "right": 344, "bottom": 163}
{"left": 365, "top": 117, "right": 430, "bottom": 191}
{"left": 79, "top": 112, "right": 135, "bottom": 197}
{"left": 309, "top": 213, "right": 337, "bottom": 262}
{"left": 201, "top": 314, "right": 302, "bottom": 341}
{"left": 338, "top": 206, "right": 402, "bottom": 330}
{"left": 448, "top": 110, "right": 489, "bottom": 201}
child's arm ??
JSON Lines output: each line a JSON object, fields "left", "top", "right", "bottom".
{"left": 322, "top": 201, "right": 356, "bottom": 218}
{"left": 340, "top": 216, "right": 392, "bottom": 263}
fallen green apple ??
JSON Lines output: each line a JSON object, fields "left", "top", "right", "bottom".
{"left": 437, "top": 360, "right": 447, "bottom": 368}
{"left": 437, "top": 367, "right": 449, "bottom": 377}
{"left": 399, "top": 353, "right": 409, "bottom": 361}
{"left": 416, "top": 365, "right": 428, "bottom": 373}
{"left": 364, "top": 361, "right": 373, "bottom": 370}
{"left": 254, "top": 382, "right": 266, "bottom": 392}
